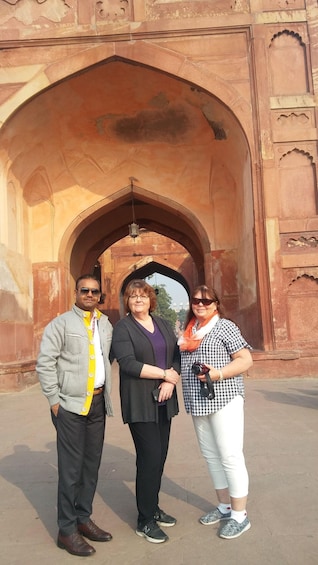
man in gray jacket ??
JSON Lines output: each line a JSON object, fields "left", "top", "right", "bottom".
{"left": 36, "top": 274, "right": 113, "bottom": 557}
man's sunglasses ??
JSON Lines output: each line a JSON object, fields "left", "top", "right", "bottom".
{"left": 191, "top": 298, "right": 214, "bottom": 306}
{"left": 78, "top": 287, "right": 100, "bottom": 296}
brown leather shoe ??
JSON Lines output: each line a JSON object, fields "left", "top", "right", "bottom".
{"left": 57, "top": 531, "right": 96, "bottom": 556}
{"left": 78, "top": 519, "right": 113, "bottom": 542}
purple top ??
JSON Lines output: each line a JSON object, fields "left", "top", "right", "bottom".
{"left": 136, "top": 319, "right": 167, "bottom": 405}
{"left": 136, "top": 319, "right": 167, "bottom": 369}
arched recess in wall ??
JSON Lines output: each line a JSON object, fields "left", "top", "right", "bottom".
{"left": 278, "top": 148, "right": 318, "bottom": 217}
{"left": 287, "top": 274, "right": 318, "bottom": 344}
{"left": 269, "top": 29, "right": 309, "bottom": 95}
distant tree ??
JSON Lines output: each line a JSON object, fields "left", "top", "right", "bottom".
{"left": 153, "top": 284, "right": 177, "bottom": 330}
{"left": 177, "top": 308, "right": 187, "bottom": 331}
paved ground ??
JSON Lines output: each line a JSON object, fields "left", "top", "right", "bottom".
{"left": 0, "top": 366, "right": 317, "bottom": 565}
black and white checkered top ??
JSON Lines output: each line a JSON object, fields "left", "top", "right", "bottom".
{"left": 180, "top": 317, "right": 252, "bottom": 416}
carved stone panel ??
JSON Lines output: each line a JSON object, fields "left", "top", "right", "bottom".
{"left": 0, "top": 0, "right": 133, "bottom": 30}
{"left": 145, "top": 0, "right": 250, "bottom": 20}
{"left": 0, "top": 0, "right": 72, "bottom": 26}
{"left": 271, "top": 109, "right": 314, "bottom": 130}
{"left": 281, "top": 232, "right": 318, "bottom": 253}
{"left": 271, "top": 109, "right": 317, "bottom": 143}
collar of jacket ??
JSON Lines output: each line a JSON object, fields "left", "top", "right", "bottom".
{"left": 72, "top": 304, "right": 101, "bottom": 320}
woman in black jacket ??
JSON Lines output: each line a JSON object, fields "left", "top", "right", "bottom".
{"left": 111, "top": 279, "right": 180, "bottom": 544}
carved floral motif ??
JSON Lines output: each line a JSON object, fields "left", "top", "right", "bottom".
{"left": 96, "top": 0, "right": 129, "bottom": 19}
{"left": 0, "top": 0, "right": 131, "bottom": 25}
{"left": 0, "top": 0, "right": 70, "bottom": 24}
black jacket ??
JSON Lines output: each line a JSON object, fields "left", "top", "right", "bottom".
{"left": 111, "top": 314, "right": 180, "bottom": 423}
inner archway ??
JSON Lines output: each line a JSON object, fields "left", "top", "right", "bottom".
{"left": 69, "top": 186, "right": 208, "bottom": 283}
{"left": 118, "top": 260, "right": 190, "bottom": 321}
{"left": 66, "top": 190, "right": 206, "bottom": 325}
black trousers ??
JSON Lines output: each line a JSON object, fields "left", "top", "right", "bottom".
{"left": 129, "top": 407, "right": 171, "bottom": 528}
{"left": 51, "top": 393, "right": 106, "bottom": 535}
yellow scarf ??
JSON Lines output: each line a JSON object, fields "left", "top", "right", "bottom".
{"left": 81, "top": 308, "right": 102, "bottom": 416}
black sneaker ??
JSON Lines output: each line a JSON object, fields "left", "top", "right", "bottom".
{"left": 154, "top": 508, "right": 177, "bottom": 527}
{"left": 136, "top": 520, "right": 168, "bottom": 544}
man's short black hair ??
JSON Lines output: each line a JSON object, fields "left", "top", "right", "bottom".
{"left": 75, "top": 274, "right": 101, "bottom": 290}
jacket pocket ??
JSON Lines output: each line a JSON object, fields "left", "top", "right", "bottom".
{"left": 65, "top": 332, "right": 87, "bottom": 355}
{"left": 60, "top": 370, "right": 84, "bottom": 397}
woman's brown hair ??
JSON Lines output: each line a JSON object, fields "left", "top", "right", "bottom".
{"left": 184, "top": 285, "right": 223, "bottom": 327}
{"left": 123, "top": 279, "right": 157, "bottom": 314}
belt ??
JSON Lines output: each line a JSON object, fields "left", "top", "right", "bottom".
{"left": 93, "top": 386, "right": 105, "bottom": 396}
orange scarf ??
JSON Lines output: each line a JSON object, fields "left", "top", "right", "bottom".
{"left": 178, "top": 311, "right": 219, "bottom": 352}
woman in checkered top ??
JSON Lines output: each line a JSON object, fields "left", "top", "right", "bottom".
{"left": 178, "top": 285, "right": 253, "bottom": 540}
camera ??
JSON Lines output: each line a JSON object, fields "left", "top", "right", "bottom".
{"left": 192, "top": 362, "right": 215, "bottom": 400}
{"left": 192, "top": 362, "right": 210, "bottom": 375}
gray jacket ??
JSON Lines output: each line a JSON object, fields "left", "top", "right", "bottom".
{"left": 36, "top": 304, "right": 113, "bottom": 416}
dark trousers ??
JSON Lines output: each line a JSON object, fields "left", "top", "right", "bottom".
{"left": 129, "top": 407, "right": 171, "bottom": 528}
{"left": 51, "top": 394, "right": 106, "bottom": 535}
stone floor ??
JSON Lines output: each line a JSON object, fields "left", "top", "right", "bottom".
{"left": 0, "top": 365, "right": 317, "bottom": 565}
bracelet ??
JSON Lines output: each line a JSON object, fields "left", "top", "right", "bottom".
{"left": 163, "top": 370, "right": 167, "bottom": 381}
{"left": 218, "top": 369, "right": 224, "bottom": 381}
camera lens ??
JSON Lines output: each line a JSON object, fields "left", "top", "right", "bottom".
{"left": 192, "top": 362, "right": 203, "bottom": 375}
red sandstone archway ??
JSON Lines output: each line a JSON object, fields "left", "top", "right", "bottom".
{"left": 1, "top": 54, "right": 263, "bottom": 359}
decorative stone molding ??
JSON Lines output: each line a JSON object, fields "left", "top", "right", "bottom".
{"left": 275, "top": 145, "right": 316, "bottom": 164}
{"left": 288, "top": 272, "right": 318, "bottom": 285}
{"left": 0, "top": 0, "right": 132, "bottom": 26}
{"left": 269, "top": 29, "right": 305, "bottom": 46}
{"left": 95, "top": 0, "right": 130, "bottom": 20}
{"left": 270, "top": 95, "right": 316, "bottom": 109}
{"left": 0, "top": 0, "right": 70, "bottom": 25}
{"left": 271, "top": 109, "right": 317, "bottom": 142}
{"left": 0, "top": 0, "right": 252, "bottom": 28}
{"left": 278, "top": 146, "right": 314, "bottom": 163}
{"left": 281, "top": 233, "right": 318, "bottom": 251}
{"left": 276, "top": 111, "right": 310, "bottom": 127}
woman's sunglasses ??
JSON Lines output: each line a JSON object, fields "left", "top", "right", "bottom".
{"left": 191, "top": 298, "right": 214, "bottom": 306}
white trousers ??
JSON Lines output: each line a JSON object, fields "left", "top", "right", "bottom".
{"left": 192, "top": 395, "right": 249, "bottom": 498}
